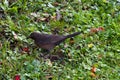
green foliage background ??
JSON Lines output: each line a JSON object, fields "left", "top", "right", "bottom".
{"left": 0, "top": 0, "right": 120, "bottom": 79}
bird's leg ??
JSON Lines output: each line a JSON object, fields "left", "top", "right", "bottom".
{"left": 39, "top": 50, "right": 50, "bottom": 60}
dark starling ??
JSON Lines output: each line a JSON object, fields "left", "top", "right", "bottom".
{"left": 28, "top": 32, "right": 80, "bottom": 52}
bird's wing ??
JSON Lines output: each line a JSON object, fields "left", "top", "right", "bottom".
{"left": 37, "top": 34, "right": 65, "bottom": 44}
{"left": 48, "top": 35, "right": 66, "bottom": 45}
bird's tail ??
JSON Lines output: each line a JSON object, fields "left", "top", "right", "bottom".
{"left": 54, "top": 32, "right": 81, "bottom": 45}
{"left": 66, "top": 32, "right": 81, "bottom": 38}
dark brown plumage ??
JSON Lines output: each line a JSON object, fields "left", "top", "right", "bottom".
{"left": 28, "top": 32, "right": 80, "bottom": 51}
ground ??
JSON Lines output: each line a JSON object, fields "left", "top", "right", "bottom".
{"left": 0, "top": 0, "right": 120, "bottom": 80}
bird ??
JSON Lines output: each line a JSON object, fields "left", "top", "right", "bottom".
{"left": 28, "top": 31, "right": 80, "bottom": 52}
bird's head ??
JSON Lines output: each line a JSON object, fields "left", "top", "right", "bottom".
{"left": 27, "top": 32, "right": 40, "bottom": 40}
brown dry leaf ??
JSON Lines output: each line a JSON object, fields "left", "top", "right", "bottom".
{"left": 91, "top": 66, "right": 97, "bottom": 73}
{"left": 90, "top": 72, "right": 96, "bottom": 77}
{"left": 51, "top": 15, "right": 56, "bottom": 21}
{"left": 0, "top": 62, "right": 2, "bottom": 65}
{"left": 97, "top": 27, "right": 104, "bottom": 31}
{"left": 69, "top": 38, "right": 74, "bottom": 45}
{"left": 45, "top": 75, "right": 53, "bottom": 80}
{"left": 90, "top": 27, "right": 105, "bottom": 34}
{"left": 90, "top": 28, "right": 98, "bottom": 33}
{"left": 98, "top": 54, "right": 103, "bottom": 59}
{"left": 53, "top": 2, "right": 59, "bottom": 6}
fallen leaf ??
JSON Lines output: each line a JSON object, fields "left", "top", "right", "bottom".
{"left": 97, "top": 27, "right": 104, "bottom": 31}
{"left": 90, "top": 72, "right": 96, "bottom": 77}
{"left": 90, "top": 27, "right": 104, "bottom": 33}
{"left": 88, "top": 43, "right": 94, "bottom": 48}
{"left": 14, "top": 74, "right": 20, "bottom": 80}
{"left": 22, "top": 47, "right": 30, "bottom": 54}
{"left": 51, "top": 15, "right": 56, "bottom": 21}
{"left": 90, "top": 28, "right": 98, "bottom": 33}
{"left": 23, "top": 47, "right": 29, "bottom": 52}
{"left": 30, "top": 12, "right": 40, "bottom": 17}
{"left": 45, "top": 75, "right": 53, "bottom": 80}
{"left": 53, "top": 2, "right": 59, "bottom": 6}
{"left": 13, "top": 32, "right": 18, "bottom": 40}
{"left": 91, "top": 66, "right": 97, "bottom": 73}
{"left": 0, "top": 62, "right": 2, "bottom": 65}
{"left": 69, "top": 38, "right": 74, "bottom": 45}
{"left": 40, "top": 18, "right": 47, "bottom": 21}
{"left": 46, "top": 59, "right": 52, "bottom": 67}
{"left": 98, "top": 54, "right": 103, "bottom": 59}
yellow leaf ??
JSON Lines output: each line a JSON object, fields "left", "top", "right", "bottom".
{"left": 88, "top": 43, "right": 94, "bottom": 48}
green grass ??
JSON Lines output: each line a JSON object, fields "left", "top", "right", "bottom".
{"left": 0, "top": 0, "right": 120, "bottom": 80}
